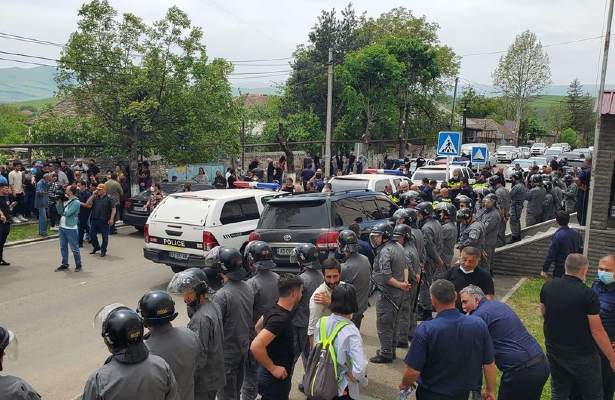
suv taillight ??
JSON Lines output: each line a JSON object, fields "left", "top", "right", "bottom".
{"left": 248, "top": 231, "right": 261, "bottom": 242}
{"left": 144, "top": 223, "right": 149, "bottom": 243}
{"left": 203, "top": 231, "right": 219, "bottom": 251}
{"left": 316, "top": 231, "right": 339, "bottom": 250}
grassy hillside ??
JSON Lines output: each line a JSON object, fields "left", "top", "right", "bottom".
{"left": 10, "top": 97, "right": 59, "bottom": 110}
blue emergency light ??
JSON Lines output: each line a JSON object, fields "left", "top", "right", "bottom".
{"left": 363, "top": 168, "right": 404, "bottom": 176}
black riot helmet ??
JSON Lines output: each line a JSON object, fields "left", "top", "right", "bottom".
{"left": 137, "top": 290, "right": 178, "bottom": 327}
{"left": 218, "top": 247, "right": 246, "bottom": 281}
{"left": 488, "top": 175, "right": 502, "bottom": 187}
{"left": 416, "top": 201, "right": 434, "bottom": 217}
{"left": 369, "top": 221, "right": 393, "bottom": 248}
{"left": 391, "top": 208, "right": 410, "bottom": 225}
{"left": 400, "top": 190, "right": 421, "bottom": 207}
{"left": 290, "top": 243, "right": 319, "bottom": 269}
{"left": 531, "top": 174, "right": 543, "bottom": 185}
{"left": 245, "top": 240, "right": 275, "bottom": 270}
{"left": 337, "top": 230, "right": 359, "bottom": 254}
{"left": 455, "top": 194, "right": 473, "bottom": 210}
{"left": 435, "top": 202, "right": 457, "bottom": 220}
{"left": 392, "top": 223, "right": 412, "bottom": 243}
{"left": 167, "top": 267, "right": 211, "bottom": 297}
{"left": 510, "top": 171, "right": 523, "bottom": 183}
{"left": 543, "top": 180, "right": 553, "bottom": 191}
{"left": 456, "top": 207, "right": 474, "bottom": 222}
{"left": 564, "top": 174, "right": 573, "bottom": 184}
{"left": 405, "top": 208, "right": 418, "bottom": 226}
{"left": 95, "top": 305, "right": 148, "bottom": 363}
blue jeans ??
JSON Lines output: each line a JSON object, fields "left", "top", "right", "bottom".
{"left": 59, "top": 227, "right": 81, "bottom": 267}
{"left": 37, "top": 207, "right": 47, "bottom": 236}
{"left": 90, "top": 219, "right": 109, "bottom": 253}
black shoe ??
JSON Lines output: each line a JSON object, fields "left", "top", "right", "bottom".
{"left": 298, "top": 384, "right": 305, "bottom": 394}
{"left": 75, "top": 265, "right": 82, "bottom": 271}
{"left": 90, "top": 248, "right": 100, "bottom": 255}
{"left": 100, "top": 252, "right": 106, "bottom": 257}
{"left": 397, "top": 341, "right": 409, "bottom": 349}
{"left": 55, "top": 265, "right": 69, "bottom": 271}
{"left": 369, "top": 354, "right": 394, "bottom": 364}
{"left": 507, "top": 236, "right": 521, "bottom": 244}
{"left": 0, "top": 260, "right": 10, "bottom": 266}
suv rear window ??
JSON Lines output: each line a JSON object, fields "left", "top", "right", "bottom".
{"left": 220, "top": 198, "right": 260, "bottom": 225}
{"left": 330, "top": 178, "right": 369, "bottom": 191}
{"left": 259, "top": 201, "right": 329, "bottom": 229}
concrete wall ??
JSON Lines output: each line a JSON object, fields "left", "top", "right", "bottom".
{"left": 589, "top": 116, "right": 615, "bottom": 230}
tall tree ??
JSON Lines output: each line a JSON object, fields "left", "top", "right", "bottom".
{"left": 57, "top": 0, "right": 238, "bottom": 193}
{"left": 492, "top": 30, "right": 551, "bottom": 144}
{"left": 566, "top": 79, "right": 595, "bottom": 145}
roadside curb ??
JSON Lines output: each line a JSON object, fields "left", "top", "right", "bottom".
{"left": 500, "top": 277, "right": 527, "bottom": 304}
{"left": 5, "top": 223, "right": 131, "bottom": 248}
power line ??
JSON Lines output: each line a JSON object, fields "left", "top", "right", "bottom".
{"left": 0, "top": 32, "right": 64, "bottom": 48}
{"left": 460, "top": 34, "right": 609, "bottom": 57}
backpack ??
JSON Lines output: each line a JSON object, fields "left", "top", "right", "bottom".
{"left": 303, "top": 317, "right": 350, "bottom": 400}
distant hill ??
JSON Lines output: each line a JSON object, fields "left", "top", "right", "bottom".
{"left": 457, "top": 82, "right": 615, "bottom": 97}
{"left": 0, "top": 66, "right": 57, "bottom": 103}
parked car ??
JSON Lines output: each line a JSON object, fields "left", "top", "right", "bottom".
{"left": 495, "top": 146, "right": 519, "bottom": 163}
{"left": 572, "top": 148, "right": 592, "bottom": 158}
{"left": 329, "top": 173, "right": 411, "bottom": 192}
{"left": 528, "top": 157, "right": 548, "bottom": 169}
{"left": 411, "top": 165, "right": 475, "bottom": 188}
{"left": 504, "top": 159, "right": 541, "bottom": 181}
{"left": 530, "top": 143, "right": 547, "bottom": 156}
{"left": 551, "top": 142, "right": 572, "bottom": 152}
{"left": 250, "top": 191, "right": 398, "bottom": 272}
{"left": 143, "top": 189, "right": 287, "bottom": 272}
{"left": 543, "top": 147, "right": 563, "bottom": 162}
{"left": 516, "top": 146, "right": 531, "bottom": 159}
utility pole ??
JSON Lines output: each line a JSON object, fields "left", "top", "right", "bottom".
{"left": 450, "top": 77, "right": 459, "bottom": 129}
{"left": 325, "top": 47, "right": 333, "bottom": 178}
{"left": 584, "top": 0, "right": 614, "bottom": 254}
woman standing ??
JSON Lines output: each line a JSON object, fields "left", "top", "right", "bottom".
{"left": 194, "top": 167, "right": 209, "bottom": 184}
{"left": 146, "top": 184, "right": 165, "bottom": 211}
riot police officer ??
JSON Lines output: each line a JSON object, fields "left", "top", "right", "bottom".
{"left": 369, "top": 221, "right": 409, "bottom": 363}
{"left": 405, "top": 208, "right": 426, "bottom": 270}
{"left": 212, "top": 247, "right": 254, "bottom": 400}
{"left": 337, "top": 230, "right": 371, "bottom": 329}
{"left": 436, "top": 202, "right": 457, "bottom": 268}
{"left": 0, "top": 326, "right": 40, "bottom": 400}
{"left": 479, "top": 194, "right": 501, "bottom": 274}
{"left": 391, "top": 208, "right": 410, "bottom": 226}
{"left": 168, "top": 267, "right": 225, "bottom": 400}
{"left": 509, "top": 171, "right": 526, "bottom": 243}
{"left": 392, "top": 224, "right": 420, "bottom": 348}
{"left": 455, "top": 194, "right": 474, "bottom": 211}
{"left": 400, "top": 190, "right": 421, "bottom": 208}
{"left": 291, "top": 243, "right": 323, "bottom": 368}
{"left": 242, "top": 241, "right": 280, "bottom": 400}
{"left": 542, "top": 180, "right": 557, "bottom": 221}
{"left": 457, "top": 208, "right": 486, "bottom": 256}
{"left": 83, "top": 305, "right": 179, "bottom": 400}
{"left": 489, "top": 175, "right": 510, "bottom": 247}
{"left": 416, "top": 202, "right": 444, "bottom": 320}
{"left": 139, "top": 290, "right": 199, "bottom": 400}
{"left": 526, "top": 175, "right": 546, "bottom": 227}
{"left": 563, "top": 174, "right": 578, "bottom": 213}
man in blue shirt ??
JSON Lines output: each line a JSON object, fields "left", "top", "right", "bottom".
{"left": 592, "top": 254, "right": 615, "bottom": 399}
{"left": 34, "top": 173, "right": 51, "bottom": 237}
{"left": 399, "top": 279, "right": 496, "bottom": 400}
{"left": 541, "top": 211, "right": 581, "bottom": 278}
{"left": 460, "top": 285, "right": 549, "bottom": 400}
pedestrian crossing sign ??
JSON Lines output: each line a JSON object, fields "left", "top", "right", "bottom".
{"left": 471, "top": 146, "right": 488, "bottom": 165}
{"left": 436, "top": 131, "right": 461, "bottom": 156}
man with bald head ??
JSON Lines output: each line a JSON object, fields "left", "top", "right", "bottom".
{"left": 593, "top": 254, "right": 615, "bottom": 399}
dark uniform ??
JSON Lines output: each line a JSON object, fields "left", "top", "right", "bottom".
{"left": 564, "top": 182, "right": 578, "bottom": 213}
{"left": 397, "top": 240, "right": 420, "bottom": 346}
{"left": 494, "top": 185, "right": 511, "bottom": 247}
{"left": 0, "top": 193, "right": 11, "bottom": 263}
{"left": 526, "top": 185, "right": 546, "bottom": 227}
{"left": 0, "top": 375, "right": 40, "bottom": 399}
{"left": 419, "top": 215, "right": 443, "bottom": 317}
{"left": 341, "top": 253, "right": 371, "bottom": 329}
{"left": 440, "top": 221, "right": 457, "bottom": 268}
{"left": 479, "top": 207, "right": 501, "bottom": 274}
{"left": 509, "top": 180, "right": 526, "bottom": 240}
{"left": 458, "top": 220, "right": 485, "bottom": 252}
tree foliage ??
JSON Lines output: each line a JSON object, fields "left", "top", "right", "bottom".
{"left": 559, "top": 127, "right": 579, "bottom": 148}
{"left": 0, "top": 105, "right": 28, "bottom": 144}
{"left": 566, "top": 79, "right": 594, "bottom": 146}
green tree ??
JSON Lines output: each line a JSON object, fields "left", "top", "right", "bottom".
{"left": 0, "top": 105, "right": 28, "bottom": 144}
{"left": 458, "top": 87, "right": 502, "bottom": 120}
{"left": 559, "top": 127, "right": 579, "bottom": 148}
{"left": 526, "top": 116, "right": 546, "bottom": 140}
{"left": 492, "top": 30, "right": 551, "bottom": 144}
{"left": 566, "top": 79, "right": 594, "bottom": 146}
{"left": 57, "top": 0, "right": 238, "bottom": 192}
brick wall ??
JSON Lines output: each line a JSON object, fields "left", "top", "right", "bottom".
{"left": 590, "top": 116, "right": 615, "bottom": 229}
{"left": 587, "top": 229, "right": 615, "bottom": 266}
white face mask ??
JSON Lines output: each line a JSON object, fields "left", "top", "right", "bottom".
{"left": 459, "top": 266, "right": 474, "bottom": 274}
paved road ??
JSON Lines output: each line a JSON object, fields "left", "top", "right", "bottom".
{"left": 1, "top": 229, "right": 520, "bottom": 400}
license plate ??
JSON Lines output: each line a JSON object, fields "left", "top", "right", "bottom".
{"left": 169, "top": 251, "right": 189, "bottom": 260}
{"left": 133, "top": 206, "right": 147, "bottom": 212}
{"left": 277, "top": 247, "right": 294, "bottom": 256}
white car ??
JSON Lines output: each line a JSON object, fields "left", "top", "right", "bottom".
{"left": 530, "top": 143, "right": 547, "bottom": 156}
{"left": 411, "top": 165, "right": 475, "bottom": 188}
{"left": 329, "top": 173, "right": 411, "bottom": 192}
{"left": 504, "top": 159, "right": 539, "bottom": 181}
{"left": 543, "top": 147, "right": 563, "bottom": 162}
{"left": 551, "top": 142, "right": 572, "bottom": 152}
{"left": 495, "top": 146, "right": 519, "bottom": 163}
{"left": 143, "top": 189, "right": 286, "bottom": 272}
{"left": 517, "top": 146, "right": 531, "bottom": 159}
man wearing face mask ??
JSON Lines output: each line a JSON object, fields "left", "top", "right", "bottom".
{"left": 337, "top": 230, "right": 371, "bottom": 329}
{"left": 592, "top": 254, "right": 615, "bottom": 399}
{"left": 0, "top": 326, "right": 41, "bottom": 399}
{"left": 369, "top": 221, "right": 410, "bottom": 364}
{"left": 167, "top": 268, "right": 225, "bottom": 400}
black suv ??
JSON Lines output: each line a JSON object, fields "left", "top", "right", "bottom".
{"left": 250, "top": 190, "right": 398, "bottom": 272}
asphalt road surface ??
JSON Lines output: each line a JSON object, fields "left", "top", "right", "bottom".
{"left": 1, "top": 228, "right": 520, "bottom": 400}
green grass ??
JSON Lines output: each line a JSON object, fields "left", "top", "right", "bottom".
{"left": 8, "top": 96, "right": 59, "bottom": 110}
{"left": 507, "top": 278, "right": 551, "bottom": 400}
{"left": 7, "top": 223, "right": 50, "bottom": 242}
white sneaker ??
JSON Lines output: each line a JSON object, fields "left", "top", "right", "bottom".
{"left": 50, "top": 226, "right": 59, "bottom": 231}
{"left": 17, "top": 216, "right": 27, "bottom": 223}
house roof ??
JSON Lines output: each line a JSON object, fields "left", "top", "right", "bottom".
{"left": 599, "top": 91, "right": 615, "bottom": 115}
{"left": 465, "top": 118, "right": 515, "bottom": 140}
{"left": 240, "top": 93, "right": 271, "bottom": 109}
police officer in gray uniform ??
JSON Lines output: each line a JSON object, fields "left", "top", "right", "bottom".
{"left": 290, "top": 243, "right": 323, "bottom": 369}
{"left": 168, "top": 268, "right": 225, "bottom": 400}
{"left": 139, "top": 291, "right": 199, "bottom": 400}
{"left": 392, "top": 224, "right": 420, "bottom": 348}
{"left": 416, "top": 202, "right": 444, "bottom": 320}
{"left": 338, "top": 229, "right": 371, "bottom": 329}
{"left": 83, "top": 305, "right": 179, "bottom": 400}
{"left": 563, "top": 174, "right": 578, "bottom": 213}
{"left": 436, "top": 202, "right": 458, "bottom": 268}
{"left": 489, "top": 175, "right": 511, "bottom": 247}
{"left": 509, "top": 171, "right": 526, "bottom": 243}
{"left": 212, "top": 247, "right": 254, "bottom": 400}
{"left": 526, "top": 174, "right": 546, "bottom": 226}
{"left": 369, "top": 221, "right": 410, "bottom": 363}
{"left": 457, "top": 208, "right": 486, "bottom": 260}
{"left": 0, "top": 326, "right": 40, "bottom": 400}
{"left": 406, "top": 208, "right": 426, "bottom": 269}
{"left": 478, "top": 193, "right": 501, "bottom": 274}
{"left": 242, "top": 241, "right": 279, "bottom": 400}
{"left": 542, "top": 180, "right": 557, "bottom": 221}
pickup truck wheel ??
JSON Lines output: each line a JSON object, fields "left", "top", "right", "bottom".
{"left": 170, "top": 265, "right": 185, "bottom": 273}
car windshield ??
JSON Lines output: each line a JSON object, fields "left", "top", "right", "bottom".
{"left": 330, "top": 178, "right": 369, "bottom": 191}
{"left": 497, "top": 146, "right": 515, "bottom": 151}
{"left": 510, "top": 160, "right": 533, "bottom": 168}
{"left": 544, "top": 149, "right": 562, "bottom": 155}
{"left": 529, "top": 158, "right": 547, "bottom": 166}
{"left": 532, "top": 143, "right": 546, "bottom": 148}
{"left": 560, "top": 152, "right": 582, "bottom": 159}
{"left": 412, "top": 170, "right": 447, "bottom": 182}
{"left": 259, "top": 201, "right": 329, "bottom": 229}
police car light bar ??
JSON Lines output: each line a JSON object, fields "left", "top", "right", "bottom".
{"left": 363, "top": 168, "right": 404, "bottom": 176}
{"left": 233, "top": 181, "right": 280, "bottom": 191}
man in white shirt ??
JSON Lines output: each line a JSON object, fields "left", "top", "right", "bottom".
{"left": 8, "top": 161, "right": 25, "bottom": 222}
{"left": 307, "top": 258, "right": 343, "bottom": 346}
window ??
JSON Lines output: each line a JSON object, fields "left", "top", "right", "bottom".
{"left": 359, "top": 198, "right": 382, "bottom": 220}
{"left": 374, "top": 179, "right": 388, "bottom": 192}
{"left": 331, "top": 199, "right": 365, "bottom": 226}
{"left": 259, "top": 201, "right": 330, "bottom": 229}
{"left": 220, "top": 198, "right": 260, "bottom": 225}
{"left": 375, "top": 198, "right": 397, "bottom": 219}
{"left": 393, "top": 178, "right": 401, "bottom": 189}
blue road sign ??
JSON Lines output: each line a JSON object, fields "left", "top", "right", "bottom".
{"left": 437, "top": 131, "right": 461, "bottom": 156}
{"left": 471, "top": 146, "right": 488, "bottom": 165}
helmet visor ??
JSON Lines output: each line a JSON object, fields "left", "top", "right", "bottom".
{"left": 93, "top": 303, "right": 128, "bottom": 332}
{"left": 204, "top": 246, "right": 221, "bottom": 267}
{"left": 369, "top": 233, "right": 382, "bottom": 248}
{"left": 4, "top": 330, "right": 18, "bottom": 361}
